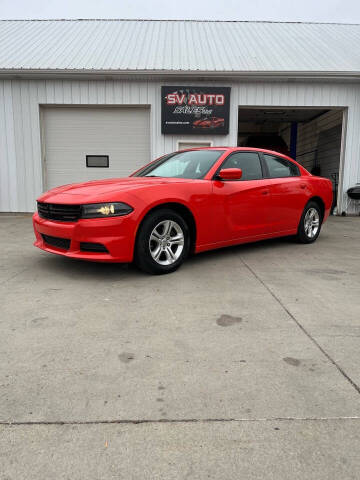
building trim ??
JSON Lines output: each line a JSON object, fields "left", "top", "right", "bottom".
{"left": 2, "top": 69, "right": 360, "bottom": 82}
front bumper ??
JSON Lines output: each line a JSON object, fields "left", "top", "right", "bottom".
{"left": 33, "top": 212, "right": 136, "bottom": 263}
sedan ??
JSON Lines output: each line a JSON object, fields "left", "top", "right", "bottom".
{"left": 193, "top": 117, "right": 225, "bottom": 129}
{"left": 33, "top": 147, "right": 333, "bottom": 274}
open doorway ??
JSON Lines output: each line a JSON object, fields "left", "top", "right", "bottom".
{"left": 238, "top": 107, "right": 345, "bottom": 212}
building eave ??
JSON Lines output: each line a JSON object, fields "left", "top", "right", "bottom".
{"left": 1, "top": 69, "right": 360, "bottom": 82}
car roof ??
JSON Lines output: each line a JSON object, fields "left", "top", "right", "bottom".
{"left": 180, "top": 146, "right": 287, "bottom": 155}
{"left": 177, "top": 146, "right": 305, "bottom": 167}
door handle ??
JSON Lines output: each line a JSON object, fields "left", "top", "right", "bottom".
{"left": 261, "top": 190, "right": 270, "bottom": 195}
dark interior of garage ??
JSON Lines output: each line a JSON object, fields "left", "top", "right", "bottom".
{"left": 238, "top": 107, "right": 344, "bottom": 212}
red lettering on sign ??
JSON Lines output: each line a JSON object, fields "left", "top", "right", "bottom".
{"left": 216, "top": 94, "right": 225, "bottom": 105}
{"left": 188, "top": 94, "right": 197, "bottom": 105}
{"left": 166, "top": 92, "right": 226, "bottom": 105}
{"left": 166, "top": 93, "right": 186, "bottom": 105}
{"left": 197, "top": 94, "right": 207, "bottom": 105}
{"left": 206, "top": 94, "right": 215, "bottom": 105}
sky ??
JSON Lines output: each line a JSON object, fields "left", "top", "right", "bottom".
{"left": 1, "top": 0, "right": 360, "bottom": 23}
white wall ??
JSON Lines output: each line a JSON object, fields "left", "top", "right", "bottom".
{"left": 1, "top": 78, "right": 360, "bottom": 213}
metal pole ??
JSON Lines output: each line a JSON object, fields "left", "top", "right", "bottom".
{"left": 290, "top": 122, "right": 298, "bottom": 159}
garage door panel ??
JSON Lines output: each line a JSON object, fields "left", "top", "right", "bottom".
{"left": 43, "top": 107, "right": 150, "bottom": 190}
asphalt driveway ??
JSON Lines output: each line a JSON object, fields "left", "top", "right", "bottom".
{"left": 0, "top": 215, "right": 359, "bottom": 479}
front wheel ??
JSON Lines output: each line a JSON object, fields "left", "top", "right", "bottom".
{"left": 296, "top": 201, "right": 322, "bottom": 244}
{"left": 134, "top": 209, "right": 190, "bottom": 274}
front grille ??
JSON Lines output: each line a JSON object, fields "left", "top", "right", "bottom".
{"left": 42, "top": 234, "right": 71, "bottom": 250}
{"left": 80, "top": 242, "right": 108, "bottom": 253}
{"left": 37, "top": 202, "right": 81, "bottom": 222}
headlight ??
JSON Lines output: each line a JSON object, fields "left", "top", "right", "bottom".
{"left": 81, "top": 202, "right": 133, "bottom": 219}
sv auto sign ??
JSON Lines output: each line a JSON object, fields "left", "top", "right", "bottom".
{"left": 161, "top": 86, "right": 231, "bottom": 135}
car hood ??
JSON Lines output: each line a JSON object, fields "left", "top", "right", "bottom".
{"left": 38, "top": 177, "right": 193, "bottom": 203}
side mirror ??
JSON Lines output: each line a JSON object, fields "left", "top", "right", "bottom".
{"left": 217, "top": 168, "right": 243, "bottom": 180}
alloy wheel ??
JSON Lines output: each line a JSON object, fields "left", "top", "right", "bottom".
{"left": 304, "top": 207, "right": 320, "bottom": 238}
{"left": 149, "top": 220, "right": 185, "bottom": 265}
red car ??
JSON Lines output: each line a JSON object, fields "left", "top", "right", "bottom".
{"left": 33, "top": 147, "right": 333, "bottom": 274}
{"left": 193, "top": 116, "right": 225, "bottom": 129}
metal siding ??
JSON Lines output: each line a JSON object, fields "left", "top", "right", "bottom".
{"left": 0, "top": 81, "right": 9, "bottom": 210}
{"left": 0, "top": 78, "right": 359, "bottom": 214}
{"left": 1, "top": 20, "right": 360, "bottom": 73}
{"left": 343, "top": 91, "right": 360, "bottom": 213}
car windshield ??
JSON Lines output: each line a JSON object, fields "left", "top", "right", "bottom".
{"left": 134, "top": 150, "right": 225, "bottom": 179}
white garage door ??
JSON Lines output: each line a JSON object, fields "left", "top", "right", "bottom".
{"left": 42, "top": 106, "right": 150, "bottom": 190}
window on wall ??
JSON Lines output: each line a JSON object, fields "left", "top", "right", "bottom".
{"left": 263, "top": 154, "right": 299, "bottom": 178}
{"left": 220, "top": 152, "right": 263, "bottom": 180}
{"left": 177, "top": 141, "right": 212, "bottom": 150}
{"left": 86, "top": 155, "right": 109, "bottom": 168}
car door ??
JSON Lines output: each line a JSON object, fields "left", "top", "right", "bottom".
{"left": 211, "top": 151, "right": 272, "bottom": 242}
{"left": 261, "top": 153, "right": 307, "bottom": 232}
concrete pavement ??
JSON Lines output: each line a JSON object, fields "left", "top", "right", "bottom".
{"left": 0, "top": 215, "right": 359, "bottom": 479}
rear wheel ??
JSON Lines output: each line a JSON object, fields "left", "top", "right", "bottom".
{"left": 296, "top": 201, "right": 322, "bottom": 244}
{"left": 134, "top": 209, "right": 190, "bottom": 274}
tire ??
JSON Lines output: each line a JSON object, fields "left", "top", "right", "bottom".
{"left": 296, "top": 201, "right": 322, "bottom": 244}
{"left": 134, "top": 209, "right": 190, "bottom": 274}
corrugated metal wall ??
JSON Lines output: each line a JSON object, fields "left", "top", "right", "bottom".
{"left": 1, "top": 78, "right": 360, "bottom": 213}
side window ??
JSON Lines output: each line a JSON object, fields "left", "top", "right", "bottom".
{"left": 221, "top": 152, "right": 263, "bottom": 180}
{"left": 263, "top": 154, "right": 299, "bottom": 178}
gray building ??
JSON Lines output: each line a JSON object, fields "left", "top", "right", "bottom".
{"left": 1, "top": 19, "right": 360, "bottom": 213}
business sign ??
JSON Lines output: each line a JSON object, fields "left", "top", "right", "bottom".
{"left": 161, "top": 86, "right": 231, "bottom": 135}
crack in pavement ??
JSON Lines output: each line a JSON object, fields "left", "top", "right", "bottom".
{"left": 1, "top": 416, "right": 360, "bottom": 426}
{"left": 0, "top": 267, "right": 30, "bottom": 286}
{"left": 239, "top": 256, "right": 360, "bottom": 396}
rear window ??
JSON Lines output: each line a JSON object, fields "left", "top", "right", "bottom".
{"left": 263, "top": 154, "right": 300, "bottom": 178}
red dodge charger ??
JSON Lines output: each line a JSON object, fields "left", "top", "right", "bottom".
{"left": 33, "top": 147, "right": 333, "bottom": 274}
{"left": 193, "top": 116, "right": 225, "bottom": 128}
